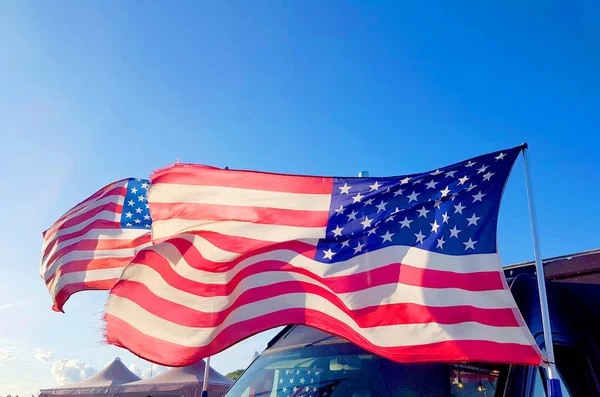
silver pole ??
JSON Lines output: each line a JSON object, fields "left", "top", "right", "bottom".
{"left": 202, "top": 356, "right": 211, "bottom": 397}
{"left": 522, "top": 145, "right": 561, "bottom": 395}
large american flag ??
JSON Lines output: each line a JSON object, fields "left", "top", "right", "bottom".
{"left": 105, "top": 147, "right": 543, "bottom": 366}
{"left": 41, "top": 178, "right": 152, "bottom": 312}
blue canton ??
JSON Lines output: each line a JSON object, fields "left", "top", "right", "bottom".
{"left": 316, "top": 147, "right": 521, "bottom": 262}
{"left": 120, "top": 178, "right": 152, "bottom": 229}
{"left": 276, "top": 368, "right": 321, "bottom": 397}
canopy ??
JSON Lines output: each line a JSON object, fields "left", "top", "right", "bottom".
{"left": 113, "top": 359, "right": 233, "bottom": 397}
{"left": 39, "top": 357, "right": 141, "bottom": 396}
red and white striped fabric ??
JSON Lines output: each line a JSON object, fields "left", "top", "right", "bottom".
{"left": 105, "top": 156, "right": 543, "bottom": 367}
{"left": 41, "top": 178, "right": 152, "bottom": 312}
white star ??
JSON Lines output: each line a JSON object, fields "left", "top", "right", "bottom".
{"left": 300, "top": 378, "right": 306, "bottom": 384}
{"left": 465, "top": 161, "right": 476, "bottom": 167}
{"left": 454, "top": 202, "right": 466, "bottom": 214}
{"left": 282, "top": 387, "right": 288, "bottom": 393}
{"left": 425, "top": 180, "right": 438, "bottom": 189}
{"left": 341, "top": 240, "right": 351, "bottom": 249}
{"left": 457, "top": 175, "right": 470, "bottom": 185}
{"left": 131, "top": 187, "right": 138, "bottom": 194}
{"left": 467, "top": 213, "right": 481, "bottom": 226}
{"left": 407, "top": 191, "right": 420, "bottom": 203}
{"left": 433, "top": 198, "right": 443, "bottom": 209}
{"left": 449, "top": 225, "right": 461, "bottom": 238}
{"left": 399, "top": 217, "right": 413, "bottom": 228}
{"left": 145, "top": 224, "right": 151, "bottom": 228}
{"left": 334, "top": 204, "right": 345, "bottom": 215}
{"left": 128, "top": 199, "right": 135, "bottom": 206}
{"left": 437, "top": 237, "right": 446, "bottom": 249}
{"left": 376, "top": 201, "right": 387, "bottom": 213}
{"left": 332, "top": 225, "right": 344, "bottom": 237}
{"left": 353, "top": 241, "right": 365, "bottom": 254}
{"left": 495, "top": 152, "right": 507, "bottom": 161}
{"left": 126, "top": 223, "right": 132, "bottom": 227}
{"left": 364, "top": 198, "right": 375, "bottom": 206}
{"left": 417, "top": 206, "right": 430, "bottom": 218}
{"left": 135, "top": 207, "right": 143, "bottom": 213}
{"left": 347, "top": 210, "right": 358, "bottom": 221}
{"left": 323, "top": 249, "right": 335, "bottom": 260}
{"left": 352, "top": 193, "right": 364, "bottom": 203}
{"left": 280, "top": 379, "right": 284, "bottom": 384}
{"left": 144, "top": 214, "right": 151, "bottom": 220}
{"left": 400, "top": 177, "right": 411, "bottom": 185}
{"left": 125, "top": 211, "right": 133, "bottom": 218}
{"left": 430, "top": 220, "right": 440, "bottom": 233}
{"left": 472, "top": 191, "right": 486, "bottom": 202}
{"left": 414, "top": 231, "right": 426, "bottom": 244}
{"left": 442, "top": 212, "right": 450, "bottom": 223}
{"left": 440, "top": 186, "right": 451, "bottom": 197}
{"left": 385, "top": 215, "right": 396, "bottom": 223}
{"left": 293, "top": 387, "right": 299, "bottom": 393}
{"left": 367, "top": 226, "right": 379, "bottom": 236}
{"left": 289, "top": 378, "right": 295, "bottom": 384}
{"left": 393, "top": 188, "right": 404, "bottom": 197}
{"left": 141, "top": 182, "right": 149, "bottom": 189}
{"left": 360, "top": 217, "right": 373, "bottom": 229}
{"left": 482, "top": 171, "right": 495, "bottom": 182}
{"left": 477, "top": 165, "right": 489, "bottom": 174}
{"left": 134, "top": 218, "right": 141, "bottom": 224}
{"left": 381, "top": 230, "right": 394, "bottom": 243}
{"left": 412, "top": 179, "right": 423, "bottom": 185}
{"left": 463, "top": 238, "right": 477, "bottom": 250}
{"left": 145, "top": 203, "right": 149, "bottom": 209}
{"left": 392, "top": 207, "right": 402, "bottom": 214}
{"left": 431, "top": 169, "right": 443, "bottom": 176}
{"left": 467, "top": 183, "right": 478, "bottom": 192}
{"left": 369, "top": 181, "right": 381, "bottom": 191}
{"left": 445, "top": 170, "right": 457, "bottom": 178}
{"left": 138, "top": 195, "right": 146, "bottom": 201}
{"left": 339, "top": 183, "right": 351, "bottom": 194}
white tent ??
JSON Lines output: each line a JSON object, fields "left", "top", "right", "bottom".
{"left": 113, "top": 359, "right": 233, "bottom": 397}
{"left": 39, "top": 357, "right": 141, "bottom": 396}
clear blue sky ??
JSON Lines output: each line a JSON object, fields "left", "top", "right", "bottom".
{"left": 1, "top": 1, "right": 599, "bottom": 393}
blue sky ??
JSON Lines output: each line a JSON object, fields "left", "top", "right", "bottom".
{"left": 1, "top": 1, "right": 600, "bottom": 393}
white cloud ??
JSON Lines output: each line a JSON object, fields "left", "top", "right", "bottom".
{"left": 0, "top": 347, "right": 17, "bottom": 361}
{"left": 51, "top": 359, "right": 97, "bottom": 385}
{"left": 31, "top": 348, "right": 54, "bottom": 363}
{"left": 128, "top": 362, "right": 168, "bottom": 379}
{"left": 0, "top": 298, "right": 36, "bottom": 313}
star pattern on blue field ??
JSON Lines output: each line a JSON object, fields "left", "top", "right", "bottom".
{"left": 120, "top": 178, "right": 152, "bottom": 229}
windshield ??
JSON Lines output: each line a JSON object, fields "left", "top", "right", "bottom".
{"left": 225, "top": 343, "right": 505, "bottom": 397}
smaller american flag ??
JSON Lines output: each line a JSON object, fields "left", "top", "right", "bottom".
{"left": 276, "top": 369, "right": 321, "bottom": 397}
{"left": 41, "top": 178, "right": 152, "bottom": 312}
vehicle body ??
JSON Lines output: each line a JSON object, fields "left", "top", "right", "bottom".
{"left": 224, "top": 249, "right": 600, "bottom": 396}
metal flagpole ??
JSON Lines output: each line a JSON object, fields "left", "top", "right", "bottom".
{"left": 202, "top": 356, "right": 211, "bottom": 397}
{"left": 521, "top": 143, "right": 562, "bottom": 397}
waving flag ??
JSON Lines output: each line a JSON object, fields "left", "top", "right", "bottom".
{"left": 105, "top": 146, "right": 543, "bottom": 366}
{"left": 41, "top": 178, "right": 152, "bottom": 312}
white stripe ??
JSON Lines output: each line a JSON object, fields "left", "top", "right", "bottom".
{"left": 119, "top": 264, "right": 516, "bottom": 311}
{"left": 106, "top": 294, "right": 533, "bottom": 349}
{"left": 50, "top": 267, "right": 124, "bottom": 297}
{"left": 138, "top": 235, "right": 501, "bottom": 285}
{"left": 41, "top": 228, "right": 149, "bottom": 268}
{"left": 152, "top": 220, "right": 327, "bottom": 243}
{"left": 43, "top": 185, "right": 127, "bottom": 243}
{"left": 148, "top": 183, "right": 331, "bottom": 211}
{"left": 43, "top": 211, "right": 122, "bottom": 244}
{"left": 43, "top": 245, "right": 148, "bottom": 282}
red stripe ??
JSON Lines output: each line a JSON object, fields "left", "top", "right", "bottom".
{"left": 105, "top": 309, "right": 542, "bottom": 367}
{"left": 53, "top": 278, "right": 118, "bottom": 312}
{"left": 151, "top": 164, "right": 334, "bottom": 194}
{"left": 45, "top": 256, "right": 140, "bottom": 286}
{"left": 43, "top": 185, "right": 127, "bottom": 237}
{"left": 41, "top": 220, "right": 123, "bottom": 264}
{"left": 151, "top": 202, "right": 329, "bottom": 228}
{"left": 44, "top": 234, "right": 151, "bottom": 274}
{"left": 111, "top": 279, "right": 518, "bottom": 328}
{"left": 135, "top": 239, "right": 501, "bottom": 292}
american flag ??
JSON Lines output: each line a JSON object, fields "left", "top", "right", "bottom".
{"left": 41, "top": 178, "right": 152, "bottom": 312}
{"left": 104, "top": 147, "right": 543, "bottom": 366}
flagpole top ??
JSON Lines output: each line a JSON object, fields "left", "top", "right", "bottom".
{"left": 520, "top": 142, "right": 529, "bottom": 150}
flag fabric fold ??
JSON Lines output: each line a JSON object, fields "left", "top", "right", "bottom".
{"left": 41, "top": 178, "right": 152, "bottom": 312}
{"left": 104, "top": 146, "right": 544, "bottom": 366}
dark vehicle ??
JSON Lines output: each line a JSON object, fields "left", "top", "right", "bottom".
{"left": 224, "top": 250, "right": 600, "bottom": 396}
